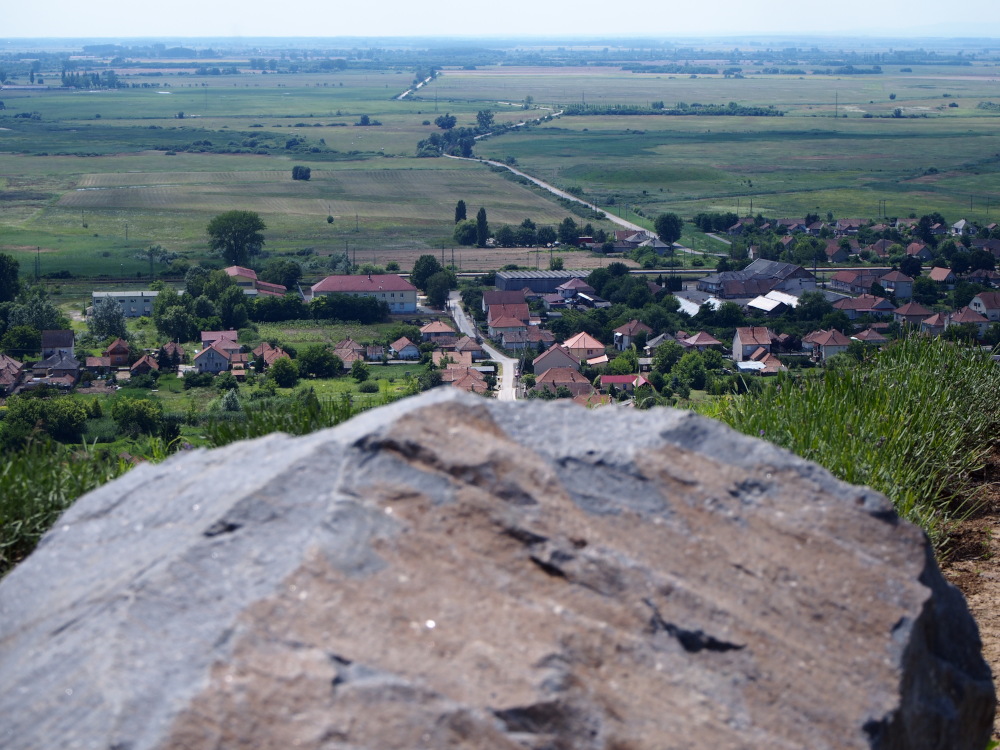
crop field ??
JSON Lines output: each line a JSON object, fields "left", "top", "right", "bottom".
{"left": 3, "top": 55, "right": 1000, "bottom": 279}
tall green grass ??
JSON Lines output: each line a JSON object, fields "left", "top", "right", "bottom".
{"left": 700, "top": 336, "right": 1000, "bottom": 549}
{"left": 0, "top": 441, "right": 131, "bottom": 576}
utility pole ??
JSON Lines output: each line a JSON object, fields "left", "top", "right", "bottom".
{"left": 35, "top": 247, "right": 40, "bottom": 280}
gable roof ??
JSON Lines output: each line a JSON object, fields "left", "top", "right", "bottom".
{"left": 194, "top": 343, "right": 233, "bottom": 362}
{"left": 224, "top": 265, "right": 257, "bottom": 280}
{"left": 614, "top": 319, "right": 653, "bottom": 337}
{"left": 833, "top": 294, "right": 895, "bottom": 312}
{"left": 852, "top": 328, "right": 887, "bottom": 343}
{"left": 893, "top": 301, "right": 932, "bottom": 317}
{"left": 563, "top": 331, "right": 605, "bottom": 350}
{"left": 483, "top": 290, "right": 527, "bottom": 307}
{"left": 41, "top": 330, "right": 74, "bottom": 348}
{"left": 683, "top": 331, "right": 722, "bottom": 347}
{"left": 734, "top": 327, "right": 774, "bottom": 347}
{"left": 201, "top": 330, "right": 238, "bottom": 345}
{"left": 312, "top": 274, "right": 416, "bottom": 295}
{"left": 928, "top": 267, "right": 956, "bottom": 283}
{"left": 950, "top": 306, "right": 988, "bottom": 324}
{"left": 390, "top": 337, "right": 418, "bottom": 352}
{"left": 811, "top": 329, "right": 852, "bottom": 347}
{"left": 421, "top": 321, "right": 456, "bottom": 335}
{"left": 536, "top": 367, "right": 591, "bottom": 386}
{"left": 533, "top": 345, "right": 580, "bottom": 368}
{"left": 105, "top": 337, "right": 130, "bottom": 354}
{"left": 972, "top": 291, "right": 1000, "bottom": 310}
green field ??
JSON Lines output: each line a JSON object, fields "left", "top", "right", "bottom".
{"left": 3, "top": 57, "right": 1000, "bottom": 278}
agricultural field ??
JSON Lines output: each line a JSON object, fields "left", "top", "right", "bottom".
{"left": 2, "top": 54, "right": 1000, "bottom": 281}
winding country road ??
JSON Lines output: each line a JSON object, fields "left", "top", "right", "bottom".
{"left": 444, "top": 154, "right": 649, "bottom": 235}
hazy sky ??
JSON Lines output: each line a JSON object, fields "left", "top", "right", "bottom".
{"left": 4, "top": 0, "right": 999, "bottom": 39}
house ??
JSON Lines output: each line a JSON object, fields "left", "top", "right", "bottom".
{"left": 732, "top": 327, "right": 774, "bottom": 362}
{"left": 454, "top": 336, "right": 485, "bottom": 361}
{"left": 0, "top": 353, "right": 24, "bottom": 395}
{"left": 488, "top": 303, "right": 530, "bottom": 326}
{"left": 835, "top": 218, "right": 865, "bottom": 236}
{"left": 202, "top": 330, "right": 238, "bottom": 348}
{"left": 948, "top": 306, "right": 989, "bottom": 337}
{"left": 598, "top": 373, "right": 651, "bottom": 394}
{"left": 532, "top": 345, "right": 580, "bottom": 376}
{"left": 681, "top": 331, "right": 723, "bottom": 351}
{"left": 533, "top": 367, "right": 594, "bottom": 397}
{"left": 482, "top": 289, "right": 527, "bottom": 311}
{"left": 852, "top": 328, "right": 887, "bottom": 345}
{"left": 159, "top": 342, "right": 185, "bottom": 369}
{"left": 389, "top": 337, "right": 420, "bottom": 360}
{"left": 952, "top": 219, "right": 977, "bottom": 237}
{"left": 735, "top": 350, "right": 785, "bottom": 375}
{"left": 104, "top": 337, "right": 131, "bottom": 367}
{"left": 224, "top": 265, "right": 258, "bottom": 289}
{"left": 969, "top": 291, "right": 1000, "bottom": 321}
{"left": 91, "top": 291, "right": 159, "bottom": 318}
{"left": 919, "top": 313, "right": 949, "bottom": 336}
{"left": 829, "top": 269, "right": 883, "bottom": 295}
{"left": 697, "top": 259, "right": 815, "bottom": 299}
{"left": 488, "top": 314, "right": 528, "bottom": 340}
{"left": 433, "top": 349, "right": 475, "bottom": 368}
{"left": 41, "top": 330, "right": 74, "bottom": 359}
{"left": 644, "top": 332, "right": 678, "bottom": 356}
{"left": 420, "top": 320, "right": 456, "bottom": 342}
{"left": 905, "top": 242, "right": 933, "bottom": 261}
{"left": 556, "top": 278, "right": 597, "bottom": 299}
{"left": 879, "top": 271, "right": 913, "bottom": 299}
{"left": 310, "top": 274, "right": 417, "bottom": 313}
{"left": 868, "top": 239, "right": 895, "bottom": 258}
{"left": 613, "top": 319, "right": 653, "bottom": 351}
{"left": 494, "top": 270, "right": 588, "bottom": 294}
{"left": 33, "top": 351, "right": 80, "bottom": 383}
{"left": 893, "top": 301, "right": 933, "bottom": 326}
{"left": 194, "top": 343, "right": 235, "bottom": 374}
{"left": 442, "top": 366, "right": 489, "bottom": 395}
{"left": 84, "top": 356, "right": 112, "bottom": 376}
{"left": 927, "top": 266, "right": 956, "bottom": 288}
{"left": 805, "top": 329, "right": 851, "bottom": 362}
{"left": 251, "top": 342, "right": 290, "bottom": 369}
{"left": 832, "top": 294, "right": 896, "bottom": 320}
{"left": 824, "top": 243, "right": 850, "bottom": 264}
{"left": 129, "top": 354, "right": 159, "bottom": 377}
{"left": 563, "top": 332, "right": 606, "bottom": 361}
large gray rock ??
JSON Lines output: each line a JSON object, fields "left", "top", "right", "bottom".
{"left": 0, "top": 390, "right": 993, "bottom": 749}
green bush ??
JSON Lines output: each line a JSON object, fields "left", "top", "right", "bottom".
{"left": 702, "top": 336, "right": 1000, "bottom": 549}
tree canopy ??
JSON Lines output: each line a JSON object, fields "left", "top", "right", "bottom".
{"left": 0, "top": 252, "right": 20, "bottom": 303}
{"left": 207, "top": 210, "right": 267, "bottom": 266}
{"left": 654, "top": 212, "right": 684, "bottom": 245}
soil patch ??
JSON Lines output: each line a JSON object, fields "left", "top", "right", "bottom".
{"left": 943, "top": 447, "right": 1000, "bottom": 739}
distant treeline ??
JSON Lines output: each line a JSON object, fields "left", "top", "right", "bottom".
{"left": 560, "top": 102, "right": 784, "bottom": 117}
{"left": 620, "top": 64, "right": 720, "bottom": 74}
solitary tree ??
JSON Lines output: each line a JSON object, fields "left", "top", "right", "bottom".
{"left": 454, "top": 200, "right": 467, "bottom": 224}
{"left": 476, "top": 109, "right": 494, "bottom": 130}
{"left": 654, "top": 212, "right": 684, "bottom": 246}
{"left": 291, "top": 165, "right": 311, "bottom": 181}
{"left": 434, "top": 113, "right": 457, "bottom": 130}
{"left": 476, "top": 207, "right": 489, "bottom": 247}
{"left": 207, "top": 210, "right": 267, "bottom": 266}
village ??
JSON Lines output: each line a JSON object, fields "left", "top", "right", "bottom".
{"left": 3, "top": 210, "right": 1000, "bottom": 415}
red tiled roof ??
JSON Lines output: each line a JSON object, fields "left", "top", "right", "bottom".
{"left": 224, "top": 265, "right": 257, "bottom": 280}
{"left": 735, "top": 327, "right": 773, "bottom": 347}
{"left": 312, "top": 274, "right": 416, "bottom": 295}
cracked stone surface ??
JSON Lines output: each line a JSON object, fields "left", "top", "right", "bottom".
{"left": 0, "top": 389, "right": 993, "bottom": 749}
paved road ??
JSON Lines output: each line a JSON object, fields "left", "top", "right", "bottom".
{"left": 448, "top": 291, "right": 518, "bottom": 401}
{"left": 444, "top": 154, "right": 650, "bottom": 235}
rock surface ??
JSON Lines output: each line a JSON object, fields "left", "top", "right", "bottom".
{"left": 0, "top": 390, "right": 993, "bottom": 750}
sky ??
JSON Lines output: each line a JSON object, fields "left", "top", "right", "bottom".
{"left": 3, "top": 0, "right": 999, "bottom": 39}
